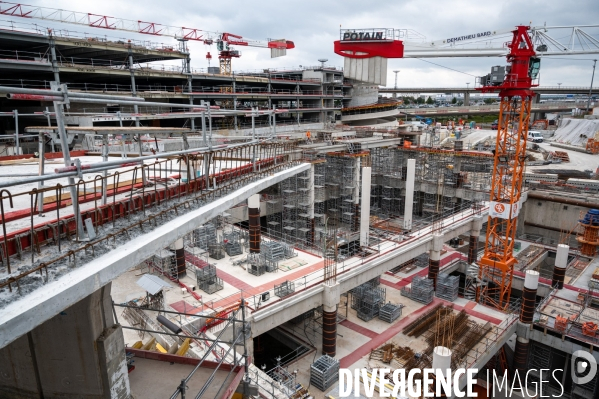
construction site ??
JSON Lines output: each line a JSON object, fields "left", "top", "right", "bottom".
{"left": 1, "top": 3, "right": 599, "bottom": 399}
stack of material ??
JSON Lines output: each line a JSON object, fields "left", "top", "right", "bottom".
{"left": 378, "top": 302, "right": 403, "bottom": 323}
{"left": 282, "top": 242, "right": 298, "bottom": 259}
{"left": 193, "top": 223, "right": 217, "bottom": 250}
{"left": 247, "top": 253, "right": 266, "bottom": 276}
{"left": 262, "top": 241, "right": 286, "bottom": 261}
{"left": 310, "top": 355, "right": 340, "bottom": 391}
{"left": 208, "top": 243, "right": 225, "bottom": 260}
{"left": 195, "top": 265, "right": 223, "bottom": 294}
{"left": 401, "top": 276, "right": 434, "bottom": 304}
{"left": 356, "top": 287, "right": 386, "bottom": 321}
{"left": 152, "top": 249, "right": 176, "bottom": 278}
{"left": 436, "top": 274, "right": 460, "bottom": 302}
{"left": 351, "top": 279, "right": 386, "bottom": 321}
{"left": 274, "top": 280, "right": 295, "bottom": 298}
{"left": 223, "top": 230, "right": 243, "bottom": 256}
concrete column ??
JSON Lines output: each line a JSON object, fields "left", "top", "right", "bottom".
{"left": 248, "top": 194, "right": 261, "bottom": 254}
{"left": 468, "top": 215, "right": 484, "bottom": 264}
{"left": 173, "top": 237, "right": 186, "bottom": 278}
{"left": 520, "top": 270, "right": 539, "bottom": 324}
{"left": 308, "top": 165, "right": 315, "bottom": 247}
{"left": 0, "top": 283, "right": 130, "bottom": 399}
{"left": 322, "top": 283, "right": 340, "bottom": 357}
{"left": 360, "top": 166, "right": 372, "bottom": 247}
{"left": 352, "top": 158, "right": 361, "bottom": 232}
{"left": 463, "top": 91, "right": 470, "bottom": 106}
{"left": 428, "top": 233, "right": 444, "bottom": 290}
{"left": 513, "top": 336, "right": 530, "bottom": 374}
{"left": 552, "top": 244, "right": 569, "bottom": 289}
{"left": 403, "top": 159, "right": 416, "bottom": 231}
{"left": 433, "top": 346, "right": 452, "bottom": 372}
{"left": 433, "top": 346, "right": 452, "bottom": 398}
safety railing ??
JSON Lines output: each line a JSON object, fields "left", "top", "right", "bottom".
{"left": 0, "top": 141, "right": 301, "bottom": 298}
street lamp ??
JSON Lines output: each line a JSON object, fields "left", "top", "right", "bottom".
{"left": 557, "top": 83, "right": 562, "bottom": 87}
{"left": 393, "top": 70, "right": 400, "bottom": 99}
{"left": 466, "top": 82, "right": 470, "bottom": 89}
{"left": 587, "top": 59, "right": 597, "bottom": 113}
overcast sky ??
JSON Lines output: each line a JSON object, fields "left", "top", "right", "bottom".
{"left": 20, "top": 0, "right": 599, "bottom": 88}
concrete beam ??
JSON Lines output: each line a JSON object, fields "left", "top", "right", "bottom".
{"left": 0, "top": 163, "right": 310, "bottom": 349}
{"left": 251, "top": 207, "right": 488, "bottom": 336}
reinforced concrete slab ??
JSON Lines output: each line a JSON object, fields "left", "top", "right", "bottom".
{"left": 0, "top": 163, "right": 310, "bottom": 349}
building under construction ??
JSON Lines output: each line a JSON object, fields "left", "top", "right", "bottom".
{"left": 1, "top": 5, "right": 599, "bottom": 399}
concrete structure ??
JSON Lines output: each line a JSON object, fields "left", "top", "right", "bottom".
{"left": 2, "top": 16, "right": 599, "bottom": 399}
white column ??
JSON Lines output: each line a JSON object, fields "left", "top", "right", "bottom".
{"left": 248, "top": 194, "right": 260, "bottom": 210}
{"left": 354, "top": 158, "right": 361, "bottom": 204}
{"left": 309, "top": 164, "right": 315, "bottom": 219}
{"left": 360, "top": 166, "right": 372, "bottom": 247}
{"left": 433, "top": 346, "right": 452, "bottom": 372}
{"left": 174, "top": 237, "right": 184, "bottom": 251}
{"left": 403, "top": 159, "right": 416, "bottom": 230}
{"left": 524, "top": 270, "right": 540, "bottom": 290}
{"left": 555, "top": 244, "right": 569, "bottom": 270}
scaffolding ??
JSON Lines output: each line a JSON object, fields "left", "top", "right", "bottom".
{"left": 314, "top": 161, "right": 327, "bottom": 242}
{"left": 274, "top": 280, "right": 295, "bottom": 298}
{"left": 281, "top": 176, "right": 298, "bottom": 244}
{"left": 401, "top": 276, "right": 434, "bottom": 304}
{"left": 247, "top": 253, "right": 266, "bottom": 276}
{"left": 351, "top": 279, "right": 386, "bottom": 322}
{"left": 436, "top": 273, "right": 460, "bottom": 302}
{"left": 195, "top": 265, "right": 224, "bottom": 294}
{"left": 151, "top": 249, "right": 177, "bottom": 279}
{"left": 378, "top": 302, "right": 403, "bottom": 323}
{"left": 193, "top": 223, "right": 218, "bottom": 250}
{"left": 223, "top": 229, "right": 243, "bottom": 256}
{"left": 310, "top": 355, "right": 340, "bottom": 391}
{"left": 266, "top": 193, "right": 282, "bottom": 239}
{"left": 296, "top": 170, "right": 312, "bottom": 245}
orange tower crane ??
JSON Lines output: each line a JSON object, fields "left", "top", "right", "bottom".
{"left": 476, "top": 26, "right": 540, "bottom": 310}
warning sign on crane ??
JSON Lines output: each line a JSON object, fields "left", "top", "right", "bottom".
{"left": 489, "top": 201, "right": 520, "bottom": 219}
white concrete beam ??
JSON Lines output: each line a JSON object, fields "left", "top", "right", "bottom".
{"left": 0, "top": 163, "right": 310, "bottom": 349}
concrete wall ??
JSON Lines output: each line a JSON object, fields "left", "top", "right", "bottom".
{"left": 517, "top": 196, "right": 590, "bottom": 245}
{"left": 347, "top": 82, "right": 379, "bottom": 107}
{"left": 0, "top": 283, "right": 130, "bottom": 399}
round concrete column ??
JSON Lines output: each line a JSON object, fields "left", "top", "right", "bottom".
{"left": 520, "top": 270, "right": 539, "bottom": 324}
{"left": 248, "top": 195, "right": 261, "bottom": 254}
{"left": 174, "top": 238, "right": 186, "bottom": 278}
{"left": 322, "top": 305, "right": 337, "bottom": 357}
{"left": 513, "top": 336, "right": 530, "bottom": 373}
{"left": 552, "top": 244, "right": 569, "bottom": 289}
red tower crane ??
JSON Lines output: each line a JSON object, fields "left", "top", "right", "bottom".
{"left": 0, "top": 1, "right": 294, "bottom": 74}
{"left": 475, "top": 26, "right": 539, "bottom": 310}
{"left": 333, "top": 25, "right": 549, "bottom": 311}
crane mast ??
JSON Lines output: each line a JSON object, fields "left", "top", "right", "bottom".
{"left": 476, "top": 26, "right": 539, "bottom": 310}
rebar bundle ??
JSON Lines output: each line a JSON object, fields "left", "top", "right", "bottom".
{"left": 379, "top": 302, "right": 403, "bottom": 323}
{"left": 310, "top": 355, "right": 340, "bottom": 391}
{"left": 436, "top": 273, "right": 460, "bottom": 302}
